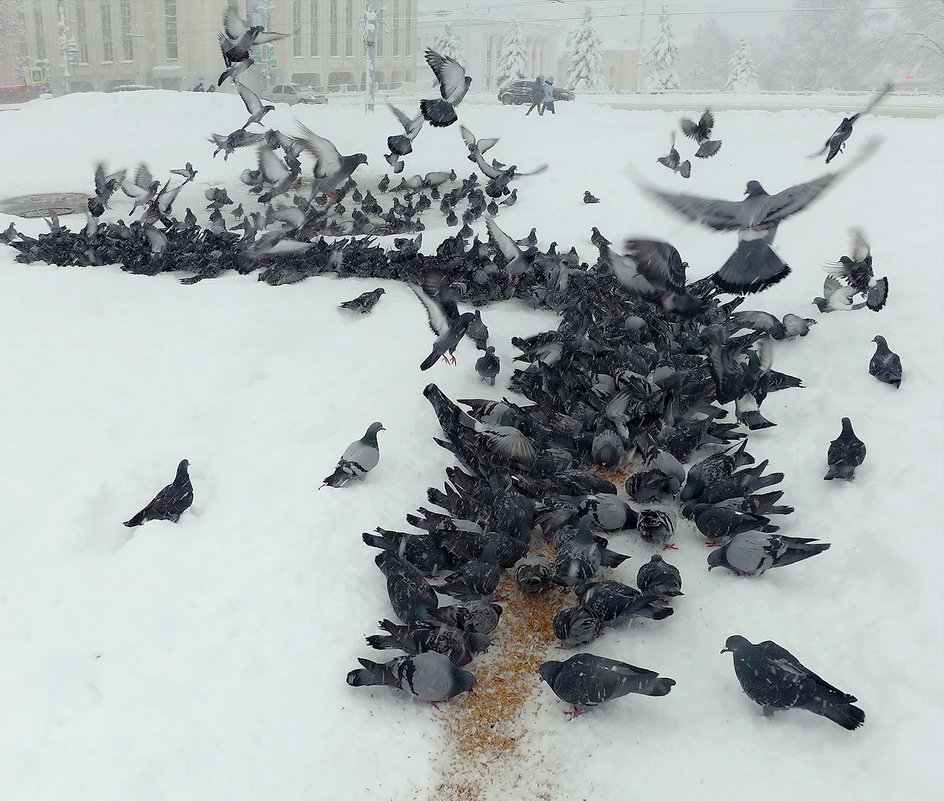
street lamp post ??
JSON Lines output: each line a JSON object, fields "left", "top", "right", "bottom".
{"left": 362, "top": 7, "right": 379, "bottom": 113}
{"left": 56, "top": 0, "right": 78, "bottom": 94}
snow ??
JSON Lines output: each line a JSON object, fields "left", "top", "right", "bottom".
{"left": 1, "top": 89, "right": 943, "bottom": 801}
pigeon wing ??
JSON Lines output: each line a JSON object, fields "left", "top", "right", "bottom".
{"left": 859, "top": 80, "right": 894, "bottom": 117}
{"left": 645, "top": 187, "right": 748, "bottom": 232}
{"left": 258, "top": 145, "right": 291, "bottom": 183}
{"left": 759, "top": 172, "right": 838, "bottom": 226}
{"left": 425, "top": 50, "right": 467, "bottom": 103}
{"left": 485, "top": 216, "right": 523, "bottom": 262}
{"left": 237, "top": 82, "right": 264, "bottom": 115}
{"left": 253, "top": 30, "right": 289, "bottom": 44}
{"left": 388, "top": 103, "right": 423, "bottom": 138}
{"left": 222, "top": 9, "right": 247, "bottom": 41}
{"left": 459, "top": 124, "right": 477, "bottom": 149}
{"left": 624, "top": 239, "right": 688, "bottom": 292}
{"left": 295, "top": 123, "right": 342, "bottom": 179}
{"left": 849, "top": 227, "right": 870, "bottom": 263}
{"left": 412, "top": 287, "right": 451, "bottom": 337}
{"left": 680, "top": 117, "right": 702, "bottom": 142}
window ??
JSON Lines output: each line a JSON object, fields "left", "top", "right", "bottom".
{"left": 392, "top": 0, "right": 399, "bottom": 56}
{"left": 120, "top": 0, "right": 133, "bottom": 61}
{"left": 34, "top": 5, "right": 46, "bottom": 61}
{"left": 309, "top": 0, "right": 318, "bottom": 56}
{"left": 100, "top": 1, "right": 113, "bottom": 62}
{"left": 344, "top": 0, "right": 352, "bottom": 57}
{"left": 293, "top": 0, "right": 302, "bottom": 56}
{"left": 329, "top": 0, "right": 337, "bottom": 57}
{"left": 164, "top": 0, "right": 177, "bottom": 59}
{"left": 76, "top": 0, "right": 89, "bottom": 63}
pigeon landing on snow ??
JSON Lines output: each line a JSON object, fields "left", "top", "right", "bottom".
{"left": 412, "top": 285, "right": 476, "bottom": 370}
{"left": 824, "top": 417, "right": 866, "bottom": 480}
{"left": 813, "top": 275, "right": 866, "bottom": 312}
{"left": 539, "top": 653, "right": 675, "bottom": 717}
{"left": 420, "top": 49, "right": 471, "bottom": 128}
{"left": 809, "top": 80, "right": 893, "bottom": 164}
{"left": 680, "top": 108, "right": 722, "bottom": 158}
{"left": 722, "top": 635, "right": 865, "bottom": 729}
{"left": 826, "top": 228, "right": 888, "bottom": 311}
{"left": 123, "top": 459, "right": 193, "bottom": 527}
{"left": 321, "top": 422, "right": 385, "bottom": 488}
{"left": 869, "top": 335, "right": 902, "bottom": 387}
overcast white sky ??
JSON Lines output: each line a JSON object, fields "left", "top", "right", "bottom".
{"left": 415, "top": 1, "right": 901, "bottom": 47}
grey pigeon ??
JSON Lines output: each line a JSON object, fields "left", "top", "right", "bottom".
{"left": 513, "top": 555, "right": 551, "bottom": 594}
{"left": 346, "top": 651, "right": 476, "bottom": 702}
{"left": 420, "top": 49, "right": 471, "bottom": 128}
{"left": 636, "top": 508, "right": 676, "bottom": 548}
{"left": 708, "top": 532, "right": 830, "bottom": 576}
{"left": 209, "top": 128, "right": 265, "bottom": 160}
{"left": 869, "top": 335, "right": 901, "bottom": 387}
{"left": 722, "top": 635, "right": 865, "bottom": 729}
{"left": 636, "top": 554, "right": 683, "bottom": 601}
{"left": 553, "top": 517, "right": 630, "bottom": 586}
{"left": 236, "top": 82, "right": 274, "bottom": 128}
{"left": 340, "top": 287, "right": 386, "bottom": 314}
{"left": 824, "top": 417, "right": 866, "bottom": 480}
{"left": 428, "top": 600, "right": 502, "bottom": 634}
{"left": 475, "top": 346, "right": 500, "bottom": 385}
{"left": 539, "top": 653, "right": 675, "bottom": 716}
{"left": 680, "top": 108, "right": 722, "bottom": 158}
{"left": 374, "top": 551, "right": 439, "bottom": 624}
{"left": 385, "top": 103, "right": 424, "bottom": 161}
{"left": 466, "top": 310, "right": 490, "bottom": 350}
{"left": 366, "top": 619, "right": 490, "bottom": 667}
{"left": 295, "top": 123, "right": 368, "bottom": 199}
{"left": 809, "top": 81, "right": 893, "bottom": 163}
{"left": 826, "top": 228, "right": 888, "bottom": 311}
{"left": 575, "top": 579, "right": 673, "bottom": 624}
{"left": 813, "top": 274, "right": 865, "bottom": 312}
{"left": 657, "top": 131, "right": 691, "bottom": 178}
{"left": 123, "top": 459, "right": 193, "bottom": 527}
{"left": 321, "top": 422, "right": 384, "bottom": 487}
{"left": 644, "top": 145, "right": 879, "bottom": 294}
{"left": 579, "top": 494, "right": 638, "bottom": 532}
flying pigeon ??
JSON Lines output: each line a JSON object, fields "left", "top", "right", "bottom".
{"left": 385, "top": 103, "right": 424, "bottom": 168}
{"left": 722, "top": 635, "right": 865, "bottom": 729}
{"left": 412, "top": 286, "right": 476, "bottom": 370}
{"left": 657, "top": 132, "right": 691, "bottom": 178}
{"left": 236, "top": 82, "right": 274, "bottom": 128}
{"left": 218, "top": 8, "right": 286, "bottom": 84}
{"left": 680, "top": 108, "right": 722, "bottom": 157}
{"left": 869, "top": 335, "right": 902, "bottom": 387}
{"left": 209, "top": 128, "right": 266, "bottom": 160}
{"left": 813, "top": 274, "right": 865, "bottom": 312}
{"left": 89, "top": 163, "right": 127, "bottom": 217}
{"left": 346, "top": 651, "right": 476, "bottom": 702}
{"left": 340, "top": 287, "right": 386, "bottom": 314}
{"left": 123, "top": 459, "right": 193, "bottom": 527}
{"left": 708, "top": 531, "right": 830, "bottom": 576}
{"left": 420, "top": 49, "right": 471, "bottom": 128}
{"left": 644, "top": 143, "right": 880, "bottom": 294}
{"left": 826, "top": 228, "right": 888, "bottom": 311}
{"left": 809, "top": 81, "right": 893, "bottom": 163}
{"left": 321, "top": 422, "right": 384, "bottom": 488}
{"left": 824, "top": 417, "right": 866, "bottom": 480}
{"left": 295, "top": 123, "right": 368, "bottom": 199}
{"left": 539, "top": 653, "right": 675, "bottom": 716}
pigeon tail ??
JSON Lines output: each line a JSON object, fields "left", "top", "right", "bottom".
{"left": 123, "top": 510, "right": 146, "bottom": 528}
{"left": 824, "top": 464, "right": 855, "bottom": 480}
{"left": 713, "top": 240, "right": 791, "bottom": 294}
{"left": 801, "top": 699, "right": 866, "bottom": 730}
{"left": 365, "top": 634, "right": 400, "bottom": 650}
{"left": 420, "top": 99, "right": 458, "bottom": 128}
{"left": 641, "top": 677, "right": 677, "bottom": 696}
{"left": 775, "top": 539, "right": 831, "bottom": 567}
{"left": 321, "top": 465, "right": 352, "bottom": 488}
{"left": 346, "top": 658, "right": 389, "bottom": 687}
{"left": 739, "top": 409, "right": 776, "bottom": 430}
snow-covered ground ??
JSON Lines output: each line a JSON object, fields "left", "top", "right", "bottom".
{"left": 0, "top": 90, "right": 942, "bottom": 801}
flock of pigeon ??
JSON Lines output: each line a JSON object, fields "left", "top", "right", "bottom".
{"left": 1, "top": 12, "right": 905, "bottom": 731}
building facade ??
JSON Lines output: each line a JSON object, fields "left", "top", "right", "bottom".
{"left": 4, "top": 0, "right": 417, "bottom": 94}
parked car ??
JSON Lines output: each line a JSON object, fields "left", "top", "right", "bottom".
{"left": 266, "top": 84, "right": 328, "bottom": 105}
{"left": 498, "top": 80, "right": 575, "bottom": 105}
{"left": 106, "top": 84, "right": 157, "bottom": 92}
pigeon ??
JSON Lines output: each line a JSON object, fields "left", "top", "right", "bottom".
{"left": 340, "top": 287, "right": 386, "bottom": 314}
{"left": 636, "top": 508, "right": 676, "bottom": 548}
{"left": 583, "top": 191, "right": 600, "bottom": 204}
{"left": 121, "top": 163, "right": 160, "bottom": 213}
{"left": 575, "top": 580, "right": 673, "bottom": 624}
{"left": 365, "top": 619, "right": 490, "bottom": 667}
{"left": 680, "top": 108, "right": 722, "bottom": 158}
{"left": 89, "top": 163, "right": 127, "bottom": 217}
{"left": 636, "top": 554, "right": 683, "bottom": 601}
{"left": 607, "top": 239, "right": 703, "bottom": 316}
{"left": 374, "top": 551, "right": 439, "bottom": 624}
{"left": 460, "top": 125, "right": 500, "bottom": 161}
{"left": 420, "top": 49, "right": 471, "bottom": 128}
{"left": 692, "top": 504, "right": 776, "bottom": 544}
{"left": 218, "top": 9, "right": 286, "bottom": 84}
{"left": 809, "top": 81, "right": 893, "bottom": 163}
{"left": 722, "top": 635, "right": 865, "bottom": 729}
{"left": 514, "top": 555, "right": 552, "bottom": 594}
{"left": 475, "top": 346, "right": 500, "bottom": 385}
{"left": 295, "top": 123, "right": 368, "bottom": 198}
{"left": 412, "top": 287, "right": 476, "bottom": 370}
{"left": 553, "top": 517, "right": 630, "bottom": 586}
{"left": 657, "top": 132, "right": 691, "bottom": 178}
{"left": 346, "top": 651, "right": 476, "bottom": 702}
{"left": 435, "top": 541, "right": 503, "bottom": 600}
{"left": 486, "top": 216, "right": 537, "bottom": 280}
{"left": 553, "top": 605, "right": 603, "bottom": 648}
{"left": 428, "top": 600, "right": 502, "bottom": 635}
{"left": 869, "top": 335, "right": 902, "bottom": 387}
{"left": 321, "top": 422, "right": 384, "bottom": 488}
{"left": 824, "top": 417, "right": 866, "bottom": 480}
{"left": 123, "top": 459, "right": 193, "bottom": 527}
{"left": 826, "top": 228, "right": 888, "bottom": 311}
{"left": 236, "top": 82, "right": 274, "bottom": 128}
{"left": 209, "top": 129, "right": 265, "bottom": 160}
{"left": 708, "top": 531, "right": 830, "bottom": 576}
{"left": 361, "top": 527, "right": 456, "bottom": 574}
{"left": 813, "top": 274, "right": 865, "bottom": 312}
{"left": 385, "top": 103, "right": 424, "bottom": 164}
{"left": 466, "top": 310, "right": 490, "bottom": 350}
{"left": 643, "top": 146, "right": 879, "bottom": 294}
{"left": 539, "top": 653, "right": 675, "bottom": 716}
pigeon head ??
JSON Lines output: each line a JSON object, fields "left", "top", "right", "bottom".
{"left": 721, "top": 634, "right": 752, "bottom": 654}
{"left": 365, "top": 422, "right": 385, "bottom": 436}
{"left": 454, "top": 667, "right": 477, "bottom": 694}
{"left": 176, "top": 459, "right": 190, "bottom": 475}
{"left": 353, "top": 153, "right": 369, "bottom": 166}
{"left": 840, "top": 417, "right": 854, "bottom": 432}
{"left": 744, "top": 181, "right": 766, "bottom": 197}
{"left": 706, "top": 548, "right": 726, "bottom": 571}
{"left": 871, "top": 335, "right": 887, "bottom": 346}
{"left": 538, "top": 660, "right": 563, "bottom": 687}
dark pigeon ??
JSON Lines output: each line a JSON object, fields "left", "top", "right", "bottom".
{"left": 809, "top": 81, "right": 893, "bottom": 164}
{"left": 575, "top": 579, "right": 673, "bottom": 624}
{"left": 346, "top": 651, "right": 476, "bottom": 702}
{"left": 374, "top": 551, "right": 439, "bottom": 624}
{"left": 428, "top": 600, "right": 502, "bottom": 634}
{"left": 583, "top": 191, "right": 600, "bottom": 204}
{"left": 475, "top": 346, "right": 500, "bottom": 385}
{"left": 420, "top": 49, "right": 471, "bottom": 128}
{"left": 340, "top": 287, "right": 386, "bottom": 314}
{"left": 123, "top": 459, "right": 193, "bottom": 527}
{"left": 826, "top": 228, "right": 888, "bottom": 311}
{"left": 869, "top": 335, "right": 902, "bottom": 387}
{"left": 636, "top": 508, "right": 676, "bottom": 548}
{"left": 365, "top": 619, "right": 490, "bottom": 667}
{"left": 657, "top": 132, "right": 691, "bottom": 178}
{"left": 636, "top": 554, "right": 683, "bottom": 601}
{"left": 824, "top": 417, "right": 866, "bottom": 480}
{"left": 680, "top": 108, "right": 722, "bottom": 158}
{"left": 413, "top": 287, "right": 476, "bottom": 370}
{"left": 722, "top": 635, "right": 865, "bottom": 729}
{"left": 553, "top": 605, "right": 603, "bottom": 648}
{"left": 514, "top": 555, "right": 552, "bottom": 594}
{"left": 539, "top": 653, "right": 675, "bottom": 716}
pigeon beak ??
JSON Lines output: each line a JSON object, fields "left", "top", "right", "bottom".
{"left": 720, "top": 647, "right": 731, "bottom": 654}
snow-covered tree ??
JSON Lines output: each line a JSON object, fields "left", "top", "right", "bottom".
{"left": 565, "top": 7, "right": 605, "bottom": 91}
{"left": 725, "top": 39, "right": 759, "bottom": 91}
{"left": 433, "top": 23, "right": 464, "bottom": 65}
{"left": 893, "top": 0, "right": 944, "bottom": 90}
{"left": 681, "top": 16, "right": 732, "bottom": 90}
{"left": 495, "top": 22, "right": 528, "bottom": 89}
{"left": 644, "top": 6, "right": 681, "bottom": 92}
